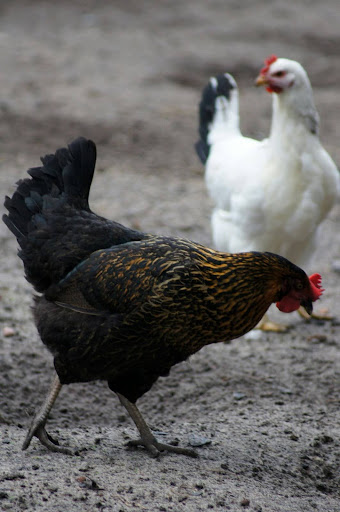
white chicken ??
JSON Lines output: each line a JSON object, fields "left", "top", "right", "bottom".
{"left": 195, "top": 55, "right": 339, "bottom": 330}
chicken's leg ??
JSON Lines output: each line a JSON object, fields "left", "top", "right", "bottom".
{"left": 117, "top": 393, "right": 198, "bottom": 458}
{"left": 22, "top": 373, "right": 72, "bottom": 455}
{"left": 255, "top": 314, "right": 289, "bottom": 333}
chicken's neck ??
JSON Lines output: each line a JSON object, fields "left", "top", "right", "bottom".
{"left": 269, "top": 90, "right": 319, "bottom": 148}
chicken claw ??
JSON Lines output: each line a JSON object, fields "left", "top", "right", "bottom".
{"left": 126, "top": 437, "right": 198, "bottom": 458}
{"left": 22, "top": 373, "right": 72, "bottom": 455}
{"left": 23, "top": 423, "right": 73, "bottom": 455}
{"left": 117, "top": 393, "right": 198, "bottom": 458}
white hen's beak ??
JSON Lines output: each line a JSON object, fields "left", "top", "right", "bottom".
{"left": 254, "top": 74, "right": 268, "bottom": 87}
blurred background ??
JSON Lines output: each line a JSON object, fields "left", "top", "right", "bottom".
{"left": 0, "top": 0, "right": 339, "bottom": 170}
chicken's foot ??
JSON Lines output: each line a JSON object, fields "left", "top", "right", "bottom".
{"left": 117, "top": 393, "right": 198, "bottom": 458}
{"left": 255, "top": 314, "right": 289, "bottom": 333}
{"left": 22, "top": 373, "right": 72, "bottom": 455}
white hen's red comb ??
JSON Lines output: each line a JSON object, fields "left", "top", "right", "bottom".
{"left": 260, "top": 54, "right": 278, "bottom": 75}
{"left": 309, "top": 273, "right": 324, "bottom": 301}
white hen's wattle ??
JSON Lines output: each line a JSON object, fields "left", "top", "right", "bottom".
{"left": 196, "top": 58, "right": 339, "bottom": 268}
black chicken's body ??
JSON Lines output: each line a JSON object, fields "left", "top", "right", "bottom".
{"left": 3, "top": 137, "right": 319, "bottom": 457}
{"left": 37, "top": 239, "right": 291, "bottom": 403}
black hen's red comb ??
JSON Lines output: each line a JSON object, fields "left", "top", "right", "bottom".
{"left": 260, "top": 54, "right": 278, "bottom": 75}
{"left": 309, "top": 273, "right": 324, "bottom": 301}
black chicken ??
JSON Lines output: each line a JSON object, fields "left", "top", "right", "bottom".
{"left": 3, "top": 137, "right": 323, "bottom": 457}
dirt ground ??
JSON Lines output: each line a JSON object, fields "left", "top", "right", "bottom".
{"left": 1, "top": 1, "right": 340, "bottom": 511}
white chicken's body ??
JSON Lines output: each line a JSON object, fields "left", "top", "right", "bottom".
{"left": 197, "top": 60, "right": 339, "bottom": 268}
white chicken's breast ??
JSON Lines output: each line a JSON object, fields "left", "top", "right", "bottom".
{"left": 196, "top": 57, "right": 340, "bottom": 268}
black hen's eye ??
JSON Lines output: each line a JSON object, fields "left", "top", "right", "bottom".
{"left": 273, "top": 70, "right": 285, "bottom": 78}
{"left": 295, "top": 281, "right": 303, "bottom": 290}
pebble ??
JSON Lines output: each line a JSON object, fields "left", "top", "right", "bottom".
{"left": 241, "top": 498, "right": 250, "bottom": 507}
{"left": 233, "top": 391, "right": 246, "bottom": 400}
{"left": 188, "top": 434, "right": 211, "bottom": 447}
{"left": 3, "top": 326, "right": 15, "bottom": 337}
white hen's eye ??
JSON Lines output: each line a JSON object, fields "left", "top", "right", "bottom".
{"left": 272, "top": 70, "right": 286, "bottom": 78}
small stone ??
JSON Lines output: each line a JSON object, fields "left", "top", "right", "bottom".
{"left": 307, "top": 334, "right": 328, "bottom": 344}
{"left": 233, "top": 391, "right": 246, "bottom": 400}
{"left": 188, "top": 434, "right": 211, "bottom": 447}
{"left": 3, "top": 326, "right": 15, "bottom": 337}
{"left": 278, "top": 387, "right": 292, "bottom": 395}
{"left": 76, "top": 475, "right": 100, "bottom": 490}
{"left": 240, "top": 498, "right": 250, "bottom": 507}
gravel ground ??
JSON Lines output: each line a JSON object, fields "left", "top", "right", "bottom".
{"left": 1, "top": 2, "right": 339, "bottom": 511}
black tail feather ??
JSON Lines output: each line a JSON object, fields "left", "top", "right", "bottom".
{"left": 3, "top": 137, "right": 96, "bottom": 241}
{"left": 55, "top": 137, "right": 96, "bottom": 208}
{"left": 195, "top": 140, "right": 210, "bottom": 165}
{"left": 2, "top": 137, "right": 98, "bottom": 290}
{"left": 3, "top": 136, "right": 145, "bottom": 292}
{"left": 195, "top": 73, "right": 236, "bottom": 165}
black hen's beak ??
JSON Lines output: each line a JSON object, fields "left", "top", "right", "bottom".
{"left": 301, "top": 299, "right": 313, "bottom": 316}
